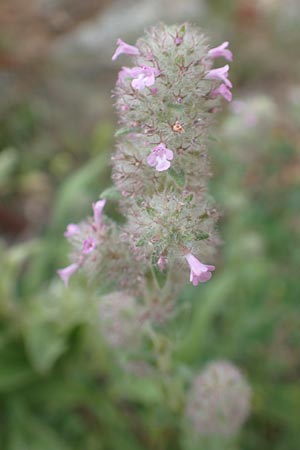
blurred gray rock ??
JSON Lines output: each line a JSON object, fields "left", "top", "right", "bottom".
{"left": 52, "top": 0, "right": 207, "bottom": 68}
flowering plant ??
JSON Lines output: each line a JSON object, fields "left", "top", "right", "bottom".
{"left": 57, "top": 23, "right": 250, "bottom": 440}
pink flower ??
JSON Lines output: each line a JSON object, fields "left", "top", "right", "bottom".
{"left": 208, "top": 41, "right": 233, "bottom": 62}
{"left": 57, "top": 263, "right": 79, "bottom": 287}
{"left": 147, "top": 143, "right": 174, "bottom": 172}
{"left": 64, "top": 223, "right": 80, "bottom": 237}
{"left": 121, "top": 65, "right": 159, "bottom": 90}
{"left": 92, "top": 199, "right": 106, "bottom": 228}
{"left": 157, "top": 255, "right": 168, "bottom": 271}
{"left": 83, "top": 237, "right": 96, "bottom": 254}
{"left": 211, "top": 83, "right": 232, "bottom": 102}
{"left": 112, "top": 38, "right": 140, "bottom": 61}
{"left": 206, "top": 65, "right": 232, "bottom": 88}
{"left": 184, "top": 253, "right": 215, "bottom": 286}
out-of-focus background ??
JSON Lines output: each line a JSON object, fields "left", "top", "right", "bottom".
{"left": 0, "top": 1, "right": 300, "bottom": 449}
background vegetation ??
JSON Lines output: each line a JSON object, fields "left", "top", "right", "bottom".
{"left": 0, "top": 0, "right": 299, "bottom": 449}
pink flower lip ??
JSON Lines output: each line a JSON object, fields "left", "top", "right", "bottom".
{"left": 147, "top": 143, "right": 174, "bottom": 172}
{"left": 184, "top": 253, "right": 215, "bottom": 286}
{"left": 112, "top": 38, "right": 140, "bottom": 61}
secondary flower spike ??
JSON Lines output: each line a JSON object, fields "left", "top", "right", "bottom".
{"left": 147, "top": 143, "right": 174, "bottom": 172}
{"left": 185, "top": 253, "right": 215, "bottom": 286}
{"left": 112, "top": 39, "right": 140, "bottom": 61}
{"left": 208, "top": 41, "right": 233, "bottom": 61}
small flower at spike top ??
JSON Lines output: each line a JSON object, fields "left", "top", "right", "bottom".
{"left": 112, "top": 39, "right": 140, "bottom": 61}
{"left": 184, "top": 253, "right": 215, "bottom": 286}
{"left": 147, "top": 143, "right": 174, "bottom": 172}
{"left": 208, "top": 41, "right": 233, "bottom": 62}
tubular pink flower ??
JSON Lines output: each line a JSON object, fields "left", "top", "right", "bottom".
{"left": 112, "top": 38, "right": 140, "bottom": 61}
{"left": 211, "top": 83, "right": 232, "bottom": 102}
{"left": 147, "top": 143, "right": 174, "bottom": 172}
{"left": 206, "top": 65, "right": 232, "bottom": 88}
{"left": 64, "top": 223, "right": 80, "bottom": 237}
{"left": 208, "top": 41, "right": 233, "bottom": 62}
{"left": 92, "top": 199, "right": 106, "bottom": 228}
{"left": 83, "top": 237, "right": 96, "bottom": 254}
{"left": 57, "top": 263, "right": 79, "bottom": 287}
{"left": 184, "top": 253, "right": 215, "bottom": 286}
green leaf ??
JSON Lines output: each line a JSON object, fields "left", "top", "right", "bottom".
{"left": 115, "top": 127, "right": 141, "bottom": 138}
{"left": 136, "top": 238, "right": 146, "bottom": 247}
{"left": 7, "top": 401, "right": 71, "bottom": 450}
{"left": 167, "top": 103, "right": 184, "bottom": 111}
{"left": 152, "top": 264, "right": 168, "bottom": 289}
{"left": 24, "top": 320, "right": 67, "bottom": 373}
{"left": 100, "top": 186, "right": 122, "bottom": 201}
{"left": 168, "top": 168, "right": 185, "bottom": 187}
{"left": 195, "top": 231, "right": 209, "bottom": 241}
{"left": 0, "top": 147, "right": 18, "bottom": 188}
{"left": 0, "top": 361, "right": 35, "bottom": 393}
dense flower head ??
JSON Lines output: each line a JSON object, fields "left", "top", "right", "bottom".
{"left": 185, "top": 360, "right": 251, "bottom": 436}
{"left": 59, "top": 24, "right": 231, "bottom": 293}
{"left": 111, "top": 23, "right": 231, "bottom": 286}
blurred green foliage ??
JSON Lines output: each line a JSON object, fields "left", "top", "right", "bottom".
{"left": 1, "top": 1, "right": 300, "bottom": 449}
